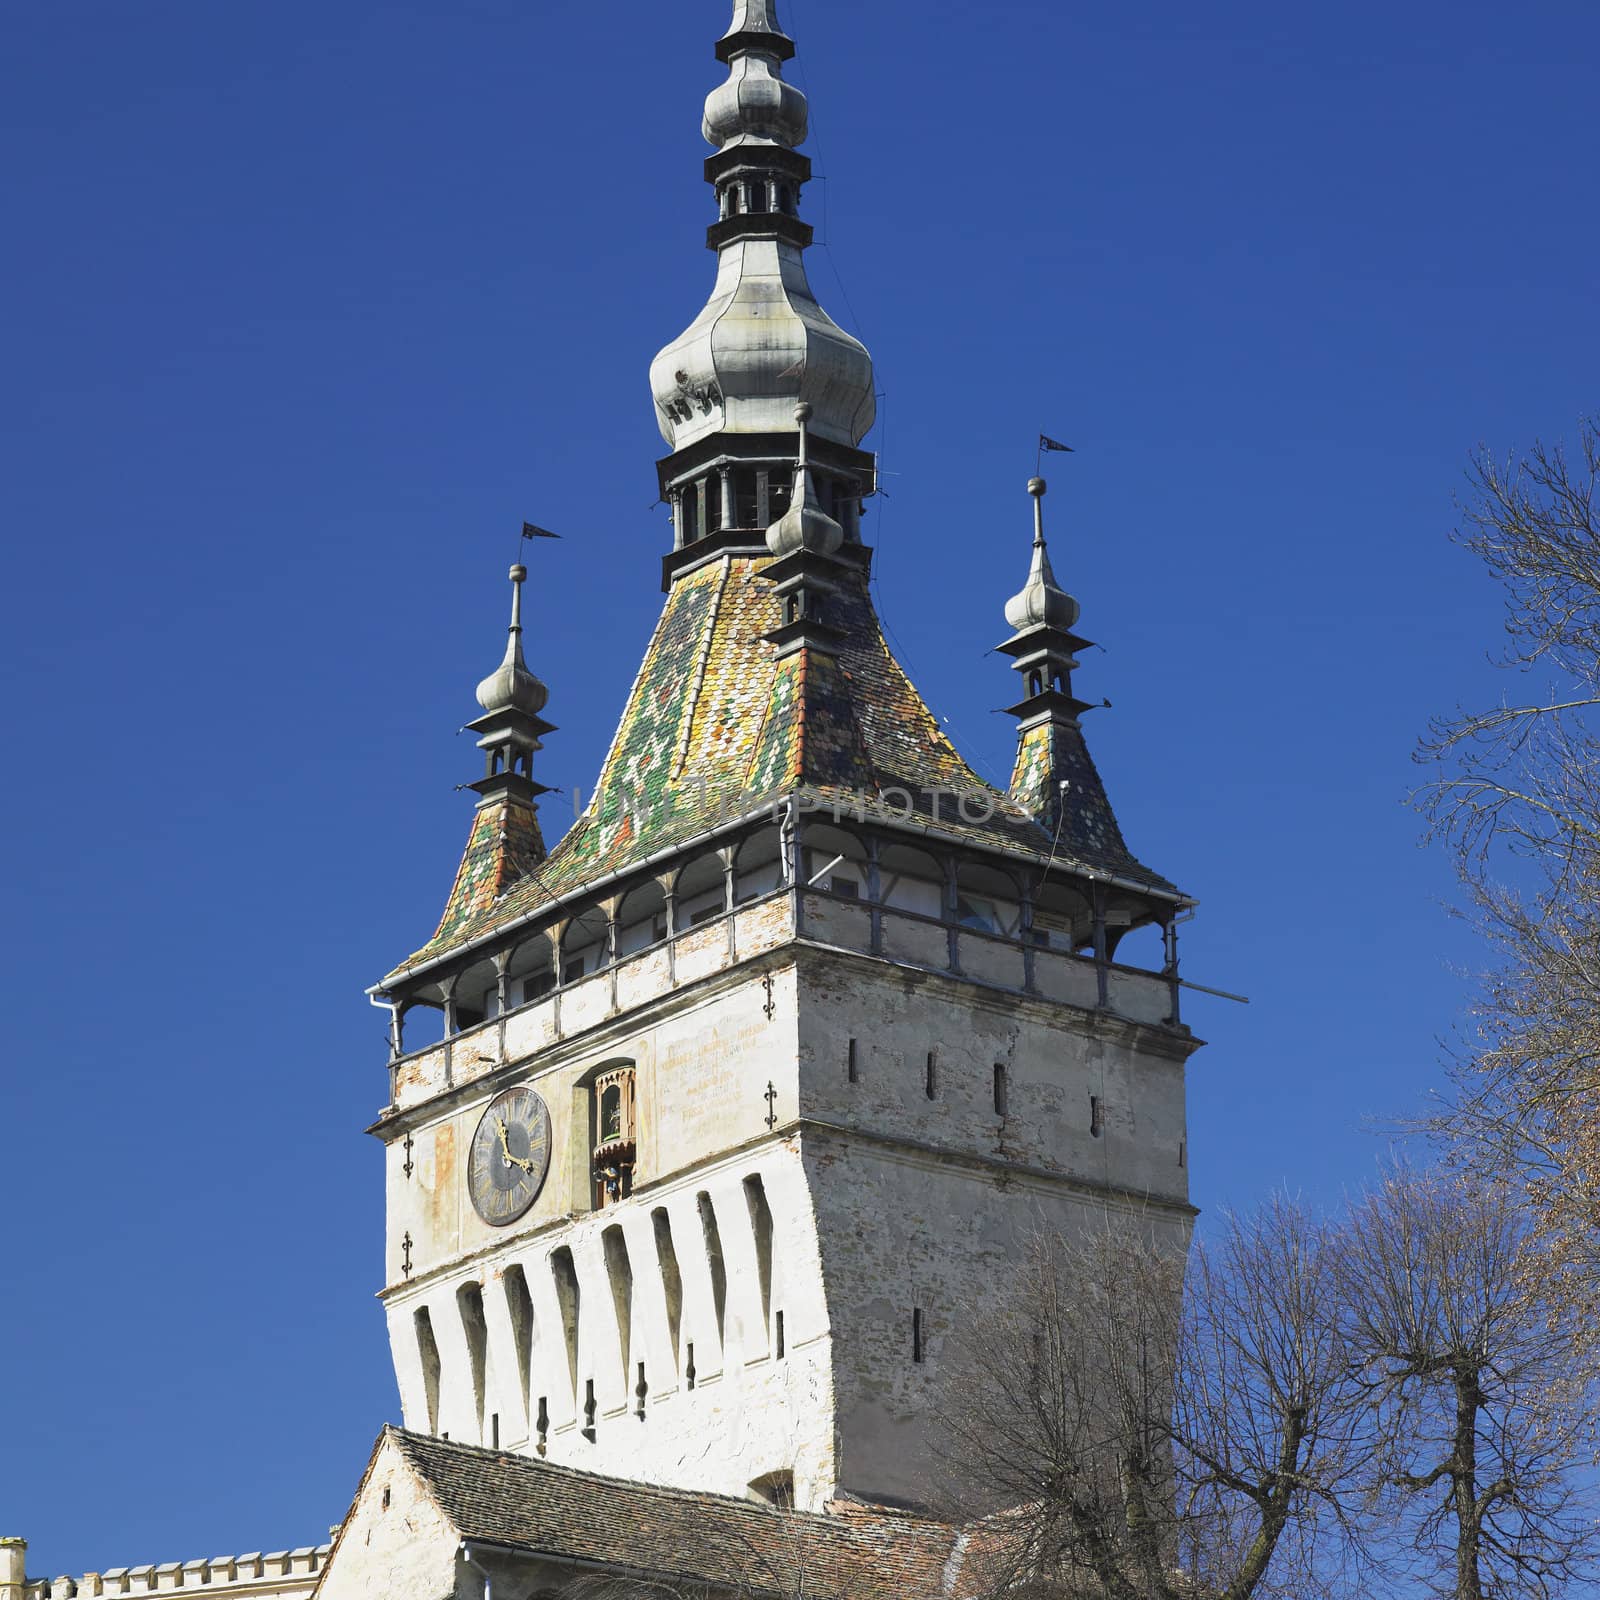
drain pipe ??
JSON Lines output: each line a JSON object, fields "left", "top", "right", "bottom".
{"left": 459, "top": 1544, "right": 493, "bottom": 1600}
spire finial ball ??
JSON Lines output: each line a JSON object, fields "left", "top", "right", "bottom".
{"left": 794, "top": 402, "right": 813, "bottom": 425}
{"left": 1028, "top": 477, "right": 1046, "bottom": 498}
{"left": 510, "top": 563, "right": 527, "bottom": 583}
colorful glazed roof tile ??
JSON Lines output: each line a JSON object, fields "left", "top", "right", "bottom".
{"left": 393, "top": 554, "right": 1178, "bottom": 981}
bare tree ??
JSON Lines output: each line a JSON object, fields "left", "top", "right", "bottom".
{"left": 1414, "top": 417, "right": 1600, "bottom": 1315}
{"left": 938, "top": 1200, "right": 1368, "bottom": 1600}
{"left": 1339, "top": 1164, "right": 1600, "bottom": 1600}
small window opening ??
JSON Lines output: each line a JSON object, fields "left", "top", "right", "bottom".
{"left": 734, "top": 469, "right": 759, "bottom": 529}
{"left": 912, "top": 1307, "right": 926, "bottom": 1364}
{"left": 381, "top": 1486, "right": 391, "bottom": 1511}
{"left": 750, "top": 1470, "right": 795, "bottom": 1508}
{"left": 635, "top": 1361, "right": 648, "bottom": 1418}
{"left": 536, "top": 1396, "right": 549, "bottom": 1455}
{"left": 1028, "top": 670, "right": 1043, "bottom": 697}
{"left": 706, "top": 472, "right": 725, "bottom": 533}
{"left": 490, "top": 1412, "right": 499, "bottom": 1448}
{"left": 993, "top": 1063, "right": 1008, "bottom": 1117}
{"left": 925, "top": 1050, "right": 937, "bottom": 1100}
{"left": 767, "top": 467, "right": 793, "bottom": 521}
{"left": 775, "top": 1310, "right": 785, "bottom": 1360}
{"left": 1179, "top": 1138, "right": 1187, "bottom": 1169}
{"left": 1091, "top": 1094, "right": 1103, "bottom": 1138}
{"left": 583, "top": 1378, "right": 597, "bottom": 1441}
{"left": 847, "top": 1038, "right": 858, "bottom": 1084}
{"left": 686, "top": 1341, "right": 697, "bottom": 1390}
{"left": 957, "top": 894, "right": 998, "bottom": 934}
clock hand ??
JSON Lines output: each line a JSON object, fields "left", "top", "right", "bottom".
{"left": 495, "top": 1116, "right": 537, "bottom": 1176}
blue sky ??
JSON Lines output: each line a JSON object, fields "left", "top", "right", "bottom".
{"left": 3, "top": 0, "right": 1596, "bottom": 1575}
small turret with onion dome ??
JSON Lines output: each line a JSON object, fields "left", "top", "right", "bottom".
{"left": 466, "top": 563, "right": 555, "bottom": 806}
{"left": 766, "top": 403, "right": 843, "bottom": 559}
{"left": 648, "top": 0, "right": 877, "bottom": 588}
{"left": 760, "top": 403, "right": 849, "bottom": 657}
{"left": 998, "top": 478, "right": 1094, "bottom": 720}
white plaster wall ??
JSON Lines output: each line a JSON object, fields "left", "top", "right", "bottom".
{"left": 805, "top": 1135, "right": 1191, "bottom": 1508}
{"left": 384, "top": 960, "right": 800, "bottom": 1291}
{"left": 385, "top": 1140, "right": 836, "bottom": 1507}
{"left": 317, "top": 1438, "right": 457, "bottom": 1600}
{"left": 795, "top": 951, "right": 1192, "bottom": 1202}
{"left": 379, "top": 901, "right": 1197, "bottom": 1515}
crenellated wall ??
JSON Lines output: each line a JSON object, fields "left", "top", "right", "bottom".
{"left": 3, "top": 1544, "right": 331, "bottom": 1600}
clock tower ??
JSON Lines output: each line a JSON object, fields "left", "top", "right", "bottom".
{"left": 368, "top": 0, "right": 1199, "bottom": 1513}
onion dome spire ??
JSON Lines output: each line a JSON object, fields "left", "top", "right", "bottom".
{"left": 998, "top": 479, "right": 1094, "bottom": 720}
{"left": 717, "top": 0, "right": 796, "bottom": 65}
{"left": 649, "top": 0, "right": 876, "bottom": 582}
{"left": 1005, "top": 478, "right": 1081, "bottom": 632}
{"left": 476, "top": 563, "right": 549, "bottom": 717}
{"left": 466, "top": 564, "right": 555, "bottom": 807}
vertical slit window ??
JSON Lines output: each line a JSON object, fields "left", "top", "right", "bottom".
{"left": 602, "top": 1224, "right": 634, "bottom": 1391}
{"left": 503, "top": 1264, "right": 535, "bottom": 1422}
{"left": 652, "top": 1207, "right": 684, "bottom": 1372}
{"left": 698, "top": 1191, "right": 728, "bottom": 1352}
{"left": 456, "top": 1282, "right": 488, "bottom": 1442}
{"left": 550, "top": 1247, "right": 581, "bottom": 1413}
{"left": 847, "top": 1038, "right": 858, "bottom": 1084}
{"left": 1091, "top": 1095, "right": 1103, "bottom": 1138}
{"left": 912, "top": 1308, "right": 925, "bottom": 1364}
{"left": 414, "top": 1306, "right": 441, "bottom": 1435}
{"left": 744, "top": 1174, "right": 774, "bottom": 1351}
{"left": 993, "top": 1063, "right": 1008, "bottom": 1117}
{"left": 775, "top": 1310, "right": 785, "bottom": 1360}
{"left": 925, "top": 1050, "right": 937, "bottom": 1100}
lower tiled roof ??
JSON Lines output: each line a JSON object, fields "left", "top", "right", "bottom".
{"left": 389, "top": 1429, "right": 962, "bottom": 1600}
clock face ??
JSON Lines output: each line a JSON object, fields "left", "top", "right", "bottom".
{"left": 468, "top": 1086, "right": 552, "bottom": 1227}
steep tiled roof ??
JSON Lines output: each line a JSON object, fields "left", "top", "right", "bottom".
{"left": 430, "top": 797, "right": 547, "bottom": 951}
{"left": 1009, "top": 718, "right": 1133, "bottom": 868}
{"left": 394, "top": 553, "right": 1176, "bottom": 979}
{"left": 388, "top": 1429, "right": 962, "bottom": 1600}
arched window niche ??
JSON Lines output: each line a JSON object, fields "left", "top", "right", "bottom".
{"left": 1031, "top": 877, "right": 1094, "bottom": 955}
{"left": 505, "top": 930, "right": 557, "bottom": 1008}
{"left": 955, "top": 860, "right": 1024, "bottom": 939}
{"left": 614, "top": 880, "right": 668, "bottom": 960}
{"left": 734, "top": 826, "right": 785, "bottom": 904}
{"left": 877, "top": 841, "right": 943, "bottom": 920}
{"left": 559, "top": 909, "right": 611, "bottom": 987}
{"left": 800, "top": 822, "right": 869, "bottom": 899}
{"left": 674, "top": 851, "right": 728, "bottom": 931}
